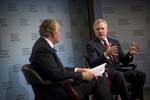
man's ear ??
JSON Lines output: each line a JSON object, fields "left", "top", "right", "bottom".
{"left": 46, "top": 28, "right": 52, "bottom": 33}
{"left": 51, "top": 32, "right": 55, "bottom": 38}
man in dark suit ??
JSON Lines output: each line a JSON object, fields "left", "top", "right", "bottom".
{"left": 29, "top": 19, "right": 113, "bottom": 100}
{"left": 86, "top": 19, "right": 146, "bottom": 100}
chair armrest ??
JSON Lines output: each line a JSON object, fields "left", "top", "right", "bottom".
{"left": 63, "top": 80, "right": 80, "bottom": 100}
{"left": 43, "top": 79, "right": 74, "bottom": 85}
{"left": 22, "top": 64, "right": 74, "bottom": 85}
{"left": 117, "top": 63, "right": 137, "bottom": 71}
{"left": 45, "top": 78, "right": 79, "bottom": 100}
{"left": 22, "top": 64, "right": 80, "bottom": 100}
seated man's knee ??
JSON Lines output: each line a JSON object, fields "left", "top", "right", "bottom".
{"left": 115, "top": 71, "right": 124, "bottom": 78}
{"left": 135, "top": 71, "right": 146, "bottom": 84}
{"left": 112, "top": 71, "right": 124, "bottom": 81}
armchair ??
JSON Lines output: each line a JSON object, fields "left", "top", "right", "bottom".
{"left": 84, "top": 56, "right": 137, "bottom": 100}
{"left": 21, "top": 64, "right": 80, "bottom": 100}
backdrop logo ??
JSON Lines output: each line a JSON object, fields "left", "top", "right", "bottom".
{"left": 16, "top": 94, "right": 26, "bottom": 100}
{"left": 22, "top": 48, "right": 31, "bottom": 56}
{"left": 0, "top": 18, "right": 8, "bottom": 27}
{"left": 32, "top": 33, "right": 39, "bottom": 40}
{"left": 7, "top": 3, "right": 18, "bottom": 11}
{"left": 118, "top": 18, "right": 131, "bottom": 25}
{"left": 47, "top": 6, "right": 55, "bottom": 13}
{"left": 28, "top": 4, "right": 38, "bottom": 12}
{"left": 3, "top": 81, "right": 12, "bottom": 90}
{"left": 13, "top": 64, "right": 22, "bottom": 72}
{"left": 130, "top": 5, "right": 144, "bottom": 12}
{"left": 133, "top": 29, "right": 144, "bottom": 36}
{"left": 11, "top": 34, "right": 20, "bottom": 41}
{"left": 58, "top": 44, "right": 65, "bottom": 52}
{"left": 103, "top": 7, "right": 115, "bottom": 14}
{"left": 19, "top": 19, "right": 29, "bottom": 26}
{"left": 0, "top": 49, "right": 10, "bottom": 59}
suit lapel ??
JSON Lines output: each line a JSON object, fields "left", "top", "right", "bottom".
{"left": 94, "top": 38, "right": 106, "bottom": 53}
{"left": 53, "top": 52, "right": 64, "bottom": 68}
{"left": 41, "top": 37, "right": 64, "bottom": 68}
{"left": 48, "top": 46, "right": 64, "bottom": 68}
{"left": 107, "top": 38, "right": 114, "bottom": 46}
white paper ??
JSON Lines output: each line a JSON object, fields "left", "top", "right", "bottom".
{"left": 90, "top": 63, "right": 106, "bottom": 76}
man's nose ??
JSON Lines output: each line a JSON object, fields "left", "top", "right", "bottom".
{"left": 99, "top": 29, "right": 103, "bottom": 32}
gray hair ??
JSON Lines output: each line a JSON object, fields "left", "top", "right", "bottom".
{"left": 39, "top": 19, "right": 57, "bottom": 38}
{"left": 93, "top": 19, "right": 108, "bottom": 29}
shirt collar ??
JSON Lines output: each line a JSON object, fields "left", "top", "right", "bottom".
{"left": 100, "top": 37, "right": 109, "bottom": 45}
{"left": 43, "top": 37, "right": 54, "bottom": 48}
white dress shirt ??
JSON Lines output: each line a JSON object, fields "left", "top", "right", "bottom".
{"left": 43, "top": 37, "right": 54, "bottom": 48}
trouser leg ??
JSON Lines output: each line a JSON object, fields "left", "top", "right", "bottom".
{"left": 123, "top": 70, "right": 146, "bottom": 100}
{"left": 108, "top": 69, "right": 130, "bottom": 100}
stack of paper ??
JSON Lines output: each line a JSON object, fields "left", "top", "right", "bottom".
{"left": 90, "top": 63, "right": 106, "bottom": 76}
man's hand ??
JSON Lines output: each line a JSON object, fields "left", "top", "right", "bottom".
{"left": 105, "top": 45, "right": 118, "bottom": 57}
{"left": 75, "top": 68, "right": 90, "bottom": 72}
{"left": 81, "top": 70, "right": 95, "bottom": 81}
{"left": 76, "top": 68, "right": 95, "bottom": 81}
{"left": 129, "top": 42, "right": 140, "bottom": 55}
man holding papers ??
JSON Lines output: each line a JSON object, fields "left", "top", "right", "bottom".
{"left": 90, "top": 63, "right": 106, "bottom": 76}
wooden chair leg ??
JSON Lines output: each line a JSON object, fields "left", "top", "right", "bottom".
{"left": 32, "top": 86, "right": 41, "bottom": 100}
{"left": 63, "top": 83, "right": 80, "bottom": 100}
{"left": 114, "top": 95, "right": 119, "bottom": 100}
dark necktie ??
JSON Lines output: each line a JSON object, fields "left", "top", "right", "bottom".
{"left": 102, "top": 39, "right": 116, "bottom": 64}
{"left": 103, "top": 39, "right": 109, "bottom": 49}
{"left": 53, "top": 47, "right": 57, "bottom": 53}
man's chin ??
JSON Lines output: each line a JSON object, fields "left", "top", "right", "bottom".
{"left": 98, "top": 36, "right": 105, "bottom": 40}
{"left": 54, "top": 41, "right": 59, "bottom": 44}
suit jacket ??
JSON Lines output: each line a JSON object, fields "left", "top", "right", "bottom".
{"left": 29, "top": 37, "right": 82, "bottom": 99}
{"left": 86, "top": 37, "right": 133, "bottom": 68}
{"left": 29, "top": 37, "right": 116, "bottom": 100}
{"left": 30, "top": 37, "right": 82, "bottom": 81}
